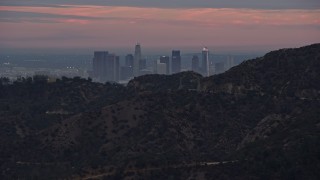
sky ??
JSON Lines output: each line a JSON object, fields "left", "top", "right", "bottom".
{"left": 0, "top": 0, "right": 320, "bottom": 54}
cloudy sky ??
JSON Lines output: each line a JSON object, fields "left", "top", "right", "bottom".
{"left": 1, "top": 0, "right": 319, "bottom": 53}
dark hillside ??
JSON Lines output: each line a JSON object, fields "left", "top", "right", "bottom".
{"left": 128, "top": 71, "right": 202, "bottom": 92}
{"left": 202, "top": 44, "right": 320, "bottom": 98}
{"left": 0, "top": 44, "right": 319, "bottom": 179}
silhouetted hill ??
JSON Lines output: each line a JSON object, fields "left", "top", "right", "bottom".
{"left": 0, "top": 44, "right": 319, "bottom": 179}
{"left": 202, "top": 44, "right": 320, "bottom": 98}
{"left": 128, "top": 71, "right": 202, "bottom": 92}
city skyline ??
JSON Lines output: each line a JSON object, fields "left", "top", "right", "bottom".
{"left": 1, "top": 0, "right": 319, "bottom": 53}
{"left": 90, "top": 44, "right": 224, "bottom": 83}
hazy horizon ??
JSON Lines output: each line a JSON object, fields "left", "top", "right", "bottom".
{"left": 0, "top": 43, "right": 316, "bottom": 56}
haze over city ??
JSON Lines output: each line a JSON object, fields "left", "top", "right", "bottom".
{"left": 1, "top": 0, "right": 319, "bottom": 54}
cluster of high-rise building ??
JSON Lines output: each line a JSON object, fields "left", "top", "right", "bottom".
{"left": 92, "top": 43, "right": 234, "bottom": 83}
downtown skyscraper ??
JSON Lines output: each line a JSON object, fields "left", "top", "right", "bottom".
{"left": 134, "top": 43, "right": 142, "bottom": 77}
{"left": 192, "top": 55, "right": 200, "bottom": 73}
{"left": 160, "top": 56, "right": 170, "bottom": 75}
{"left": 125, "top": 54, "right": 134, "bottom": 67}
{"left": 93, "top": 51, "right": 108, "bottom": 80}
{"left": 202, "top": 47, "right": 210, "bottom": 76}
{"left": 104, "top": 54, "right": 119, "bottom": 82}
{"left": 171, "top": 50, "right": 181, "bottom": 74}
{"left": 92, "top": 51, "right": 119, "bottom": 82}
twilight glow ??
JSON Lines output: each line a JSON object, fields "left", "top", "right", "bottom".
{"left": 0, "top": 0, "right": 320, "bottom": 52}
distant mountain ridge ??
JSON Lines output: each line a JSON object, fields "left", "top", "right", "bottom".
{"left": 0, "top": 44, "right": 319, "bottom": 179}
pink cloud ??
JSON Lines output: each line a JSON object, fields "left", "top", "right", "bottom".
{"left": 1, "top": 5, "right": 319, "bottom": 26}
{"left": 0, "top": 5, "right": 319, "bottom": 50}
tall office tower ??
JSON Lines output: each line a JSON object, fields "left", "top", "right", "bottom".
{"left": 115, "top": 56, "right": 120, "bottom": 82}
{"left": 125, "top": 54, "right": 134, "bottom": 67}
{"left": 160, "top": 56, "right": 170, "bottom": 74}
{"left": 125, "top": 54, "right": 134, "bottom": 77}
{"left": 192, "top": 55, "right": 199, "bottom": 73}
{"left": 202, "top": 47, "right": 210, "bottom": 76}
{"left": 171, "top": 50, "right": 181, "bottom": 74}
{"left": 134, "top": 43, "right": 142, "bottom": 77}
{"left": 156, "top": 59, "right": 167, "bottom": 75}
{"left": 93, "top": 51, "right": 108, "bottom": 80}
{"left": 104, "top": 54, "right": 120, "bottom": 82}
